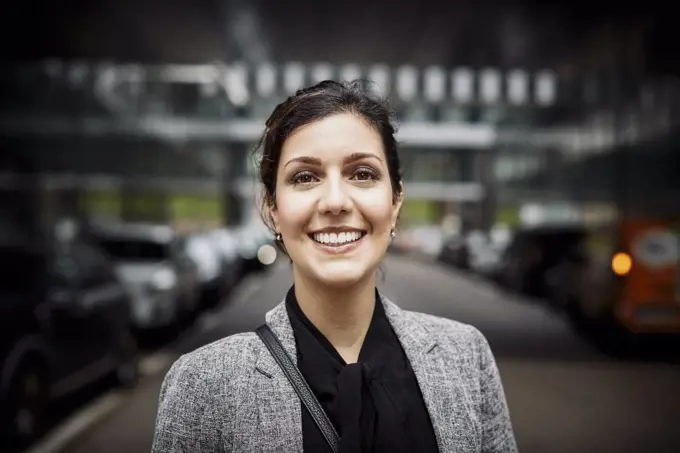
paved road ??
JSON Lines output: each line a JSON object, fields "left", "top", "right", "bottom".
{"left": 26, "top": 255, "right": 680, "bottom": 453}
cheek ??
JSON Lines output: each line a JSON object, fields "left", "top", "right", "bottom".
{"left": 358, "top": 191, "right": 396, "bottom": 232}
{"left": 275, "top": 192, "right": 311, "bottom": 233}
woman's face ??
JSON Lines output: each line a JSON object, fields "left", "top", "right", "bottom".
{"left": 272, "top": 113, "right": 402, "bottom": 288}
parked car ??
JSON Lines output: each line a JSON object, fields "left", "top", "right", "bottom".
{"left": 89, "top": 223, "right": 201, "bottom": 335}
{"left": 183, "top": 233, "right": 228, "bottom": 310}
{"left": 206, "top": 228, "right": 244, "bottom": 297}
{"left": 0, "top": 239, "right": 138, "bottom": 448}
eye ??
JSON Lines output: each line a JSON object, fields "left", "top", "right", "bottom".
{"left": 290, "top": 170, "right": 318, "bottom": 185}
{"left": 351, "top": 166, "right": 379, "bottom": 182}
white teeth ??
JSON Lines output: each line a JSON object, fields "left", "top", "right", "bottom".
{"left": 312, "top": 231, "right": 364, "bottom": 245}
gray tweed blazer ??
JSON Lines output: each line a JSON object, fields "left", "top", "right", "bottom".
{"left": 152, "top": 296, "right": 518, "bottom": 452}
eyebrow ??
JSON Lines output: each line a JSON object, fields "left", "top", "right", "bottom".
{"left": 283, "top": 152, "right": 383, "bottom": 169}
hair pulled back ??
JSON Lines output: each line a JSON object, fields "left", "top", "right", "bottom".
{"left": 254, "top": 79, "right": 403, "bottom": 248}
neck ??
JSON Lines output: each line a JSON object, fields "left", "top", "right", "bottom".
{"left": 293, "top": 270, "right": 376, "bottom": 362}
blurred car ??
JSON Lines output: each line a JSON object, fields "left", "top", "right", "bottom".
{"left": 0, "top": 239, "right": 138, "bottom": 448}
{"left": 391, "top": 226, "right": 444, "bottom": 256}
{"left": 236, "top": 223, "right": 277, "bottom": 274}
{"left": 439, "top": 229, "right": 510, "bottom": 277}
{"left": 495, "top": 225, "right": 588, "bottom": 299}
{"left": 438, "top": 233, "right": 470, "bottom": 269}
{"left": 88, "top": 223, "right": 201, "bottom": 334}
{"left": 183, "top": 232, "right": 229, "bottom": 310}
{"left": 206, "top": 227, "right": 244, "bottom": 291}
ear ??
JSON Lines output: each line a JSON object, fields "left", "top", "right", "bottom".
{"left": 268, "top": 194, "right": 279, "bottom": 231}
{"left": 391, "top": 182, "right": 404, "bottom": 228}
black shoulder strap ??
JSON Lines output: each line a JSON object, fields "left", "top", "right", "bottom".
{"left": 255, "top": 324, "right": 340, "bottom": 453}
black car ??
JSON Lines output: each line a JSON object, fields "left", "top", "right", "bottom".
{"left": 0, "top": 239, "right": 139, "bottom": 448}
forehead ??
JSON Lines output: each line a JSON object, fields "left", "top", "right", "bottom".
{"left": 280, "top": 113, "right": 384, "bottom": 163}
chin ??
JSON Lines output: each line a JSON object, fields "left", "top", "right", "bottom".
{"left": 308, "top": 261, "right": 373, "bottom": 288}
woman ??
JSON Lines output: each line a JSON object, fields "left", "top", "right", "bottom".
{"left": 152, "top": 80, "right": 518, "bottom": 453}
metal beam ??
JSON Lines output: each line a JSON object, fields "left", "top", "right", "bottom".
{"left": 0, "top": 115, "right": 498, "bottom": 149}
{"left": 6, "top": 113, "right": 674, "bottom": 153}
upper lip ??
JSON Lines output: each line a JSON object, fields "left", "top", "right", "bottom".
{"left": 309, "top": 226, "right": 366, "bottom": 234}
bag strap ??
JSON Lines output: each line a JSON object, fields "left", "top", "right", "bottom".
{"left": 256, "top": 324, "right": 340, "bottom": 453}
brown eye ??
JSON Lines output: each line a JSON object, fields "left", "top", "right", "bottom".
{"left": 352, "top": 167, "right": 379, "bottom": 182}
{"left": 291, "top": 171, "right": 317, "bottom": 185}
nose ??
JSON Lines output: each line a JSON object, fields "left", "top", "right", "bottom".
{"left": 317, "top": 174, "right": 352, "bottom": 215}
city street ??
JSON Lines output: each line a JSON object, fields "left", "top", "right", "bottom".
{"left": 26, "top": 255, "right": 680, "bottom": 453}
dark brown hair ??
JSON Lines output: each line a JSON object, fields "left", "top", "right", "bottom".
{"left": 253, "top": 79, "right": 403, "bottom": 252}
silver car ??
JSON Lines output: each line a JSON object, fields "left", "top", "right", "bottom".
{"left": 90, "top": 223, "right": 201, "bottom": 332}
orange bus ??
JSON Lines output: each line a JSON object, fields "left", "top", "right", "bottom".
{"left": 564, "top": 133, "right": 680, "bottom": 335}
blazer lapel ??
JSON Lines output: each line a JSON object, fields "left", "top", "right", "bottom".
{"left": 382, "top": 296, "right": 481, "bottom": 453}
{"left": 244, "top": 301, "right": 304, "bottom": 453}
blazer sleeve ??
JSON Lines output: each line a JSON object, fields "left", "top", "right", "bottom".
{"left": 473, "top": 327, "right": 519, "bottom": 453}
{"left": 152, "top": 354, "right": 225, "bottom": 453}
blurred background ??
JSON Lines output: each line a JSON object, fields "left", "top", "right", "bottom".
{"left": 1, "top": 0, "right": 679, "bottom": 452}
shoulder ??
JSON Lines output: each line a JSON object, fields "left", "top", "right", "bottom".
{"left": 403, "top": 309, "right": 484, "bottom": 342}
{"left": 153, "top": 333, "right": 264, "bottom": 450}
{"left": 401, "top": 309, "right": 493, "bottom": 362}
{"left": 160, "top": 332, "right": 261, "bottom": 392}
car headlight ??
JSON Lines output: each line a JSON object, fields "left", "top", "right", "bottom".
{"left": 150, "top": 269, "right": 177, "bottom": 291}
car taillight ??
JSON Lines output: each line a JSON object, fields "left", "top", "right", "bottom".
{"left": 612, "top": 252, "right": 632, "bottom": 276}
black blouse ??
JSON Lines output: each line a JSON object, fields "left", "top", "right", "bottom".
{"left": 285, "top": 286, "right": 440, "bottom": 453}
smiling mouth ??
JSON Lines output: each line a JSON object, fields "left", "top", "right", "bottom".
{"left": 309, "top": 231, "right": 366, "bottom": 247}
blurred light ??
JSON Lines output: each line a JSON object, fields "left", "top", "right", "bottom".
{"left": 507, "top": 69, "right": 528, "bottom": 105}
{"left": 612, "top": 252, "right": 632, "bottom": 276}
{"left": 535, "top": 70, "right": 557, "bottom": 106}
{"left": 520, "top": 204, "right": 543, "bottom": 225}
{"left": 224, "top": 63, "right": 249, "bottom": 106}
{"left": 339, "top": 63, "right": 362, "bottom": 83}
{"left": 55, "top": 218, "right": 78, "bottom": 242}
{"left": 396, "top": 65, "right": 418, "bottom": 101}
{"left": 151, "top": 269, "right": 177, "bottom": 291}
{"left": 480, "top": 69, "right": 501, "bottom": 104}
{"left": 452, "top": 68, "right": 474, "bottom": 103}
{"left": 311, "top": 63, "right": 334, "bottom": 83}
{"left": 255, "top": 63, "right": 277, "bottom": 97}
{"left": 368, "top": 65, "right": 390, "bottom": 96}
{"left": 283, "top": 62, "right": 305, "bottom": 94}
{"left": 258, "top": 244, "right": 277, "bottom": 265}
{"left": 424, "top": 66, "right": 446, "bottom": 102}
